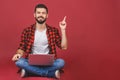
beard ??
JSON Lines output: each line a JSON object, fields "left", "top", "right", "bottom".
{"left": 35, "top": 16, "right": 47, "bottom": 24}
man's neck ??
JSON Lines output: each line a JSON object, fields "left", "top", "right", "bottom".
{"left": 36, "top": 22, "right": 46, "bottom": 32}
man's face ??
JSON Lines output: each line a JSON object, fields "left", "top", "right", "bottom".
{"left": 34, "top": 8, "right": 48, "bottom": 24}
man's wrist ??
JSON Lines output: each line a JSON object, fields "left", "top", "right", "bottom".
{"left": 61, "top": 29, "right": 66, "bottom": 31}
{"left": 16, "top": 49, "right": 24, "bottom": 54}
{"left": 16, "top": 53, "right": 23, "bottom": 56}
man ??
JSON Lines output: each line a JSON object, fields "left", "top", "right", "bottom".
{"left": 12, "top": 4, "right": 67, "bottom": 79}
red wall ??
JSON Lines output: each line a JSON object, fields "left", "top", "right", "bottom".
{"left": 0, "top": 0, "right": 120, "bottom": 80}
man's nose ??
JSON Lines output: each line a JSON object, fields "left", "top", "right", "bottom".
{"left": 39, "top": 13, "right": 43, "bottom": 16}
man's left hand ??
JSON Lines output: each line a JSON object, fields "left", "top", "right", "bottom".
{"left": 59, "top": 16, "right": 67, "bottom": 30}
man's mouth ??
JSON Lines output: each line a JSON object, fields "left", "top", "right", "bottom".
{"left": 38, "top": 16, "right": 44, "bottom": 19}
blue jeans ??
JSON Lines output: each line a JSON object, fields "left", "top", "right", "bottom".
{"left": 15, "top": 58, "right": 65, "bottom": 77}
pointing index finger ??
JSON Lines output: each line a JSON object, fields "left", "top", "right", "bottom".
{"left": 63, "top": 16, "right": 66, "bottom": 22}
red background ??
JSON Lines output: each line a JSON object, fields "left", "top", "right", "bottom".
{"left": 0, "top": 0, "right": 120, "bottom": 80}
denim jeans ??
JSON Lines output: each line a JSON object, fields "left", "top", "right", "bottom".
{"left": 15, "top": 58, "right": 65, "bottom": 77}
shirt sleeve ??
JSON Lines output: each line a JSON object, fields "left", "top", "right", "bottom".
{"left": 55, "top": 28, "right": 62, "bottom": 49}
{"left": 18, "top": 29, "right": 27, "bottom": 51}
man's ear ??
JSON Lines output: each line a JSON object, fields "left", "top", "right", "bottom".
{"left": 33, "top": 13, "right": 35, "bottom": 18}
{"left": 47, "top": 14, "right": 48, "bottom": 18}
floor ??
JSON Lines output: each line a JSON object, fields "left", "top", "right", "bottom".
{"left": 0, "top": 59, "right": 72, "bottom": 80}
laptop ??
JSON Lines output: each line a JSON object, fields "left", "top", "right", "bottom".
{"left": 28, "top": 54, "right": 55, "bottom": 66}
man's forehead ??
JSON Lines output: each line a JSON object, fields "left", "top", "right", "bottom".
{"left": 36, "top": 8, "right": 47, "bottom": 12}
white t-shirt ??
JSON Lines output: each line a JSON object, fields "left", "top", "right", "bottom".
{"left": 31, "top": 28, "right": 49, "bottom": 54}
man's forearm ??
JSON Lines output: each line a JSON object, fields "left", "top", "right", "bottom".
{"left": 61, "top": 29, "right": 67, "bottom": 50}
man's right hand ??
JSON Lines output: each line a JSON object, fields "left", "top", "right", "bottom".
{"left": 12, "top": 53, "right": 22, "bottom": 61}
{"left": 12, "top": 49, "right": 24, "bottom": 61}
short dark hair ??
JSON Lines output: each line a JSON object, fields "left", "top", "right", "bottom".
{"left": 34, "top": 4, "right": 48, "bottom": 13}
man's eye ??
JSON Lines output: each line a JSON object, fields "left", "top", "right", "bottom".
{"left": 42, "top": 12, "right": 46, "bottom": 14}
{"left": 37, "top": 12, "right": 40, "bottom": 14}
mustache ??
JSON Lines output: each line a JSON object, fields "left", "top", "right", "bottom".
{"left": 37, "top": 16, "right": 44, "bottom": 19}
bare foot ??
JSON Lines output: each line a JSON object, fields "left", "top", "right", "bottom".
{"left": 21, "top": 69, "right": 26, "bottom": 77}
{"left": 55, "top": 70, "right": 60, "bottom": 79}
